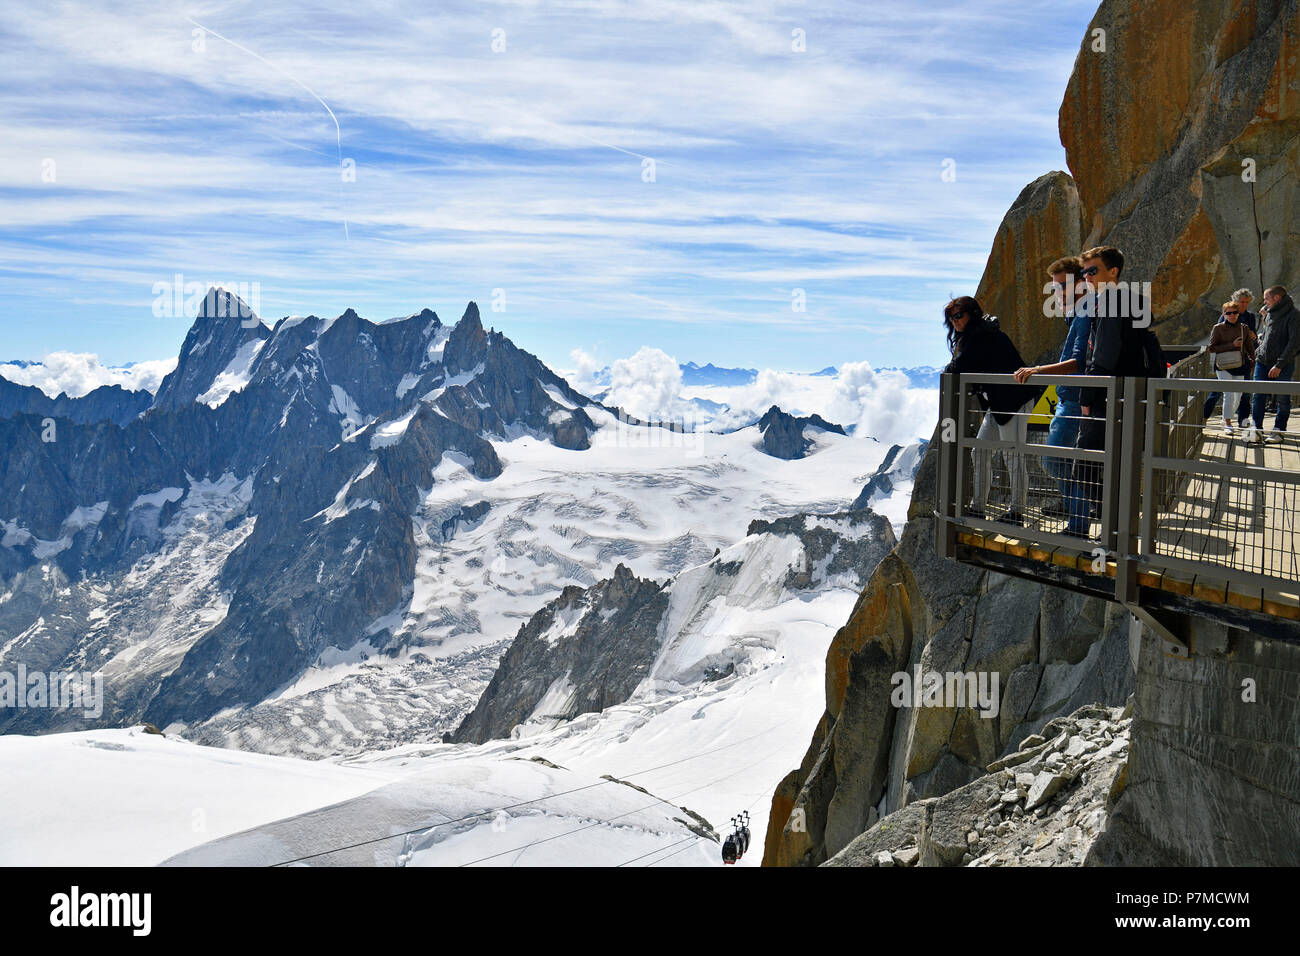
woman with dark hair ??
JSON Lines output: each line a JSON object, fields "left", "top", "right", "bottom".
{"left": 943, "top": 297, "right": 1040, "bottom": 524}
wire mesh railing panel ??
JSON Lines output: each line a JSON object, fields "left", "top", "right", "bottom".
{"left": 950, "top": 374, "right": 1114, "bottom": 546}
{"left": 1148, "top": 466, "right": 1300, "bottom": 585}
{"left": 1144, "top": 376, "right": 1300, "bottom": 591}
{"left": 938, "top": 361, "right": 1300, "bottom": 605}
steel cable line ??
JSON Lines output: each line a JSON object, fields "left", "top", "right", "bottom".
{"left": 614, "top": 836, "right": 698, "bottom": 868}
{"left": 268, "top": 721, "right": 785, "bottom": 866}
{"left": 460, "top": 736, "right": 786, "bottom": 868}
{"left": 647, "top": 841, "right": 703, "bottom": 867}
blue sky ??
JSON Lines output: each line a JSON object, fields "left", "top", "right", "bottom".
{"left": 0, "top": 0, "right": 1100, "bottom": 375}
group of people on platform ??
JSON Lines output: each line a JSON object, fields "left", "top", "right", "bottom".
{"left": 1199, "top": 287, "right": 1300, "bottom": 440}
{"left": 942, "top": 243, "right": 1299, "bottom": 540}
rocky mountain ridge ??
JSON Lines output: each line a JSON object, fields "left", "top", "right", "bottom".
{"left": 0, "top": 293, "right": 609, "bottom": 734}
{"left": 455, "top": 507, "right": 898, "bottom": 745}
{"left": 756, "top": 405, "right": 847, "bottom": 460}
{"left": 0, "top": 375, "right": 152, "bottom": 427}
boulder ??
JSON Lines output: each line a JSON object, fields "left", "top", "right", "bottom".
{"left": 974, "top": 171, "right": 1085, "bottom": 366}
{"left": 1060, "top": 0, "right": 1300, "bottom": 344}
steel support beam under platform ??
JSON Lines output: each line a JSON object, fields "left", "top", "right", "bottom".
{"left": 954, "top": 543, "right": 1300, "bottom": 648}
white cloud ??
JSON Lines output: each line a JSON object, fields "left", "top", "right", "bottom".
{"left": 599, "top": 349, "right": 941, "bottom": 445}
{"left": 0, "top": 353, "right": 176, "bottom": 397}
{"left": 602, "top": 347, "right": 688, "bottom": 422}
{"left": 565, "top": 348, "right": 605, "bottom": 394}
{"left": 826, "top": 362, "right": 939, "bottom": 448}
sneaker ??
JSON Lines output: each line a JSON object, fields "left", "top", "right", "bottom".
{"left": 1224, "top": 420, "right": 1236, "bottom": 436}
{"left": 1263, "top": 430, "right": 1284, "bottom": 444}
{"left": 1002, "top": 510, "right": 1025, "bottom": 527}
{"left": 1244, "top": 425, "right": 1259, "bottom": 443}
{"left": 1041, "top": 500, "right": 1071, "bottom": 518}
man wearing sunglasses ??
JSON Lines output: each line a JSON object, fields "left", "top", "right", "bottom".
{"left": 1247, "top": 285, "right": 1300, "bottom": 443}
{"left": 1014, "top": 256, "right": 1092, "bottom": 516}
{"left": 1063, "top": 245, "right": 1158, "bottom": 538}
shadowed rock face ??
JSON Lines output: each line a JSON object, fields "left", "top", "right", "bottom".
{"left": 0, "top": 377, "right": 152, "bottom": 427}
{"left": 756, "top": 405, "right": 847, "bottom": 460}
{"left": 1087, "top": 627, "right": 1300, "bottom": 866}
{"left": 0, "top": 296, "right": 607, "bottom": 733}
{"left": 1061, "top": 0, "right": 1300, "bottom": 344}
{"left": 452, "top": 564, "right": 670, "bottom": 744}
{"left": 850, "top": 440, "right": 928, "bottom": 512}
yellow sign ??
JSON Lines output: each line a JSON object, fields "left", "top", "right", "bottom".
{"left": 1028, "top": 385, "right": 1057, "bottom": 427}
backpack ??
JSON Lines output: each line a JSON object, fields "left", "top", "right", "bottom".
{"left": 1101, "top": 318, "right": 1166, "bottom": 378}
{"left": 1134, "top": 326, "right": 1167, "bottom": 378}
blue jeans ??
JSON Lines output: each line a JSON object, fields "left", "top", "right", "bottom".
{"left": 1042, "top": 399, "right": 1082, "bottom": 492}
{"left": 1252, "top": 360, "right": 1294, "bottom": 430}
{"left": 1066, "top": 403, "right": 1106, "bottom": 536}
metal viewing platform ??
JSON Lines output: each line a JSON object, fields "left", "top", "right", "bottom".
{"left": 936, "top": 348, "right": 1300, "bottom": 646}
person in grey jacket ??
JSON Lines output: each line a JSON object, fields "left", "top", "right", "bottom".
{"left": 1247, "top": 286, "right": 1300, "bottom": 443}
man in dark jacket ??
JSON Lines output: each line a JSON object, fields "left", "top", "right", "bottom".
{"left": 1064, "top": 245, "right": 1153, "bottom": 538}
{"left": 1247, "top": 286, "right": 1299, "bottom": 443}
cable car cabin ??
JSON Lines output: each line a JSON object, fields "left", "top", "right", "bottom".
{"left": 935, "top": 350, "right": 1300, "bottom": 650}
{"left": 721, "top": 834, "right": 738, "bottom": 864}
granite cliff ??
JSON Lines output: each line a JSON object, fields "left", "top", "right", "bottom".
{"left": 764, "top": 0, "right": 1300, "bottom": 867}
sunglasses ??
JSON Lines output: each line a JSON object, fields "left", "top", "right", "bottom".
{"left": 1081, "top": 266, "right": 1100, "bottom": 277}
{"left": 945, "top": 309, "right": 967, "bottom": 321}
{"left": 1225, "top": 310, "right": 1240, "bottom": 315}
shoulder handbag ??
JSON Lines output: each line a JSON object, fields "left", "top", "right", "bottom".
{"left": 1215, "top": 331, "right": 1244, "bottom": 370}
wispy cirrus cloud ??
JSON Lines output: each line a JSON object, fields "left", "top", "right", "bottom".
{"left": 0, "top": 0, "right": 1099, "bottom": 372}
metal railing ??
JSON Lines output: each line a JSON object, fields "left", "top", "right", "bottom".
{"left": 1142, "top": 375, "right": 1300, "bottom": 592}
{"left": 937, "top": 352, "right": 1300, "bottom": 603}
{"left": 937, "top": 372, "right": 1121, "bottom": 553}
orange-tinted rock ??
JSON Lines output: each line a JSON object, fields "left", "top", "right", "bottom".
{"left": 764, "top": 0, "right": 1300, "bottom": 868}
{"left": 1061, "top": 0, "right": 1300, "bottom": 340}
{"left": 761, "top": 555, "right": 917, "bottom": 866}
{"left": 974, "top": 170, "right": 1085, "bottom": 365}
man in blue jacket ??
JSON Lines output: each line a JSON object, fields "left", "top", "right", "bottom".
{"left": 1014, "top": 256, "right": 1092, "bottom": 517}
